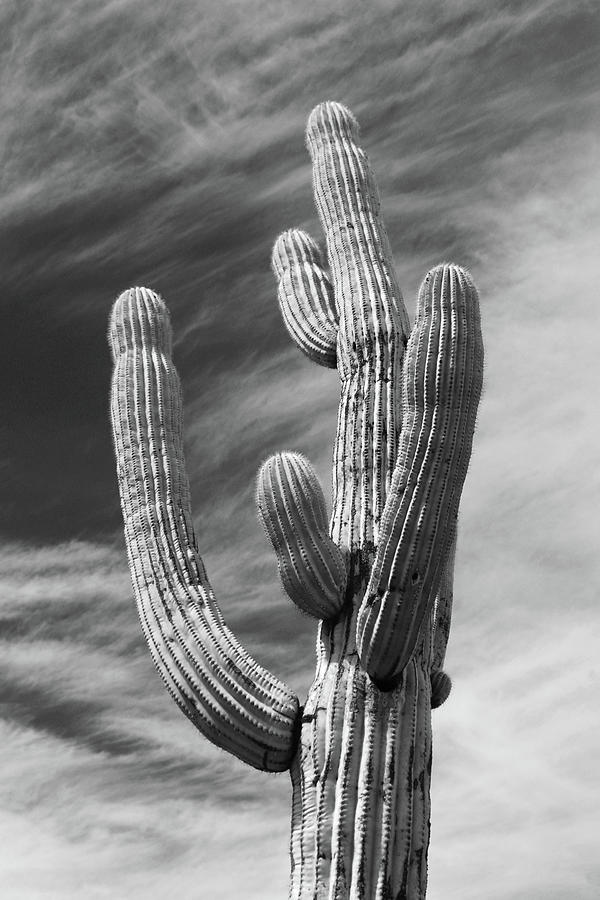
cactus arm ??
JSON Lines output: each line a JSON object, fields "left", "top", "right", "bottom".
{"left": 272, "top": 229, "right": 338, "bottom": 368}
{"left": 109, "top": 287, "right": 300, "bottom": 772}
{"left": 357, "top": 264, "right": 484, "bottom": 688}
{"left": 431, "top": 535, "right": 455, "bottom": 675}
{"left": 256, "top": 452, "right": 347, "bottom": 620}
{"left": 430, "top": 536, "right": 455, "bottom": 708}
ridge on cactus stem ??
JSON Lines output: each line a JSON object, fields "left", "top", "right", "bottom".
{"left": 109, "top": 100, "right": 483, "bottom": 899}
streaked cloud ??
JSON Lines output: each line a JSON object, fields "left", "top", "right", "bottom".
{"left": 0, "top": 540, "right": 296, "bottom": 898}
{"left": 1, "top": 0, "right": 598, "bottom": 896}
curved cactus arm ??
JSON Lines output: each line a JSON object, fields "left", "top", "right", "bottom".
{"left": 109, "top": 287, "right": 300, "bottom": 772}
{"left": 357, "top": 264, "right": 484, "bottom": 688}
{"left": 256, "top": 452, "right": 347, "bottom": 620}
{"left": 271, "top": 229, "right": 338, "bottom": 368}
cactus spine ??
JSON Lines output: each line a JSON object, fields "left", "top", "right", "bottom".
{"left": 109, "top": 102, "right": 483, "bottom": 898}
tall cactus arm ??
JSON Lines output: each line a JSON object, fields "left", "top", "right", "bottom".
{"left": 272, "top": 229, "right": 338, "bottom": 368}
{"left": 256, "top": 451, "right": 347, "bottom": 620}
{"left": 109, "top": 286, "right": 300, "bottom": 772}
{"left": 357, "top": 264, "right": 484, "bottom": 688}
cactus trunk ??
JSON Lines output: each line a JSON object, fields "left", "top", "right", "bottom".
{"left": 291, "top": 605, "right": 433, "bottom": 899}
{"left": 286, "top": 103, "right": 434, "bottom": 898}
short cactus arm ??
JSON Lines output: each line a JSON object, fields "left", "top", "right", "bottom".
{"left": 357, "top": 264, "right": 484, "bottom": 687}
{"left": 109, "top": 287, "right": 300, "bottom": 772}
{"left": 431, "top": 535, "right": 455, "bottom": 676}
{"left": 430, "top": 536, "right": 455, "bottom": 707}
{"left": 256, "top": 451, "right": 347, "bottom": 620}
{"left": 272, "top": 229, "right": 338, "bottom": 368}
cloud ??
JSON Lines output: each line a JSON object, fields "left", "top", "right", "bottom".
{"left": 1, "top": 0, "right": 599, "bottom": 896}
{"left": 423, "top": 83, "right": 600, "bottom": 895}
{"left": 429, "top": 614, "right": 600, "bottom": 900}
{"left": 0, "top": 539, "right": 298, "bottom": 898}
{"left": 0, "top": 720, "right": 292, "bottom": 900}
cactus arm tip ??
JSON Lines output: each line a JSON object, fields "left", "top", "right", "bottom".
{"left": 306, "top": 100, "right": 360, "bottom": 150}
{"left": 109, "top": 285, "right": 172, "bottom": 362}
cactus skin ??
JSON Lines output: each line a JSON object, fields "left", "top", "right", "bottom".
{"left": 109, "top": 102, "right": 483, "bottom": 898}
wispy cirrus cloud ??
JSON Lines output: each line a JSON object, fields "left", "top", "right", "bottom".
{"left": 0, "top": 540, "right": 296, "bottom": 898}
{"left": 430, "top": 612, "right": 600, "bottom": 900}
{"left": 1, "top": 0, "right": 598, "bottom": 896}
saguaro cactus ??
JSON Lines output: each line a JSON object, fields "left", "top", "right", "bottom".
{"left": 109, "top": 101, "right": 483, "bottom": 899}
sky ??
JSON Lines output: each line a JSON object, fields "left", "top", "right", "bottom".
{"left": 1, "top": 0, "right": 599, "bottom": 897}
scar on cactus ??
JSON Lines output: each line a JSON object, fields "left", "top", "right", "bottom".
{"left": 109, "top": 101, "right": 483, "bottom": 899}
